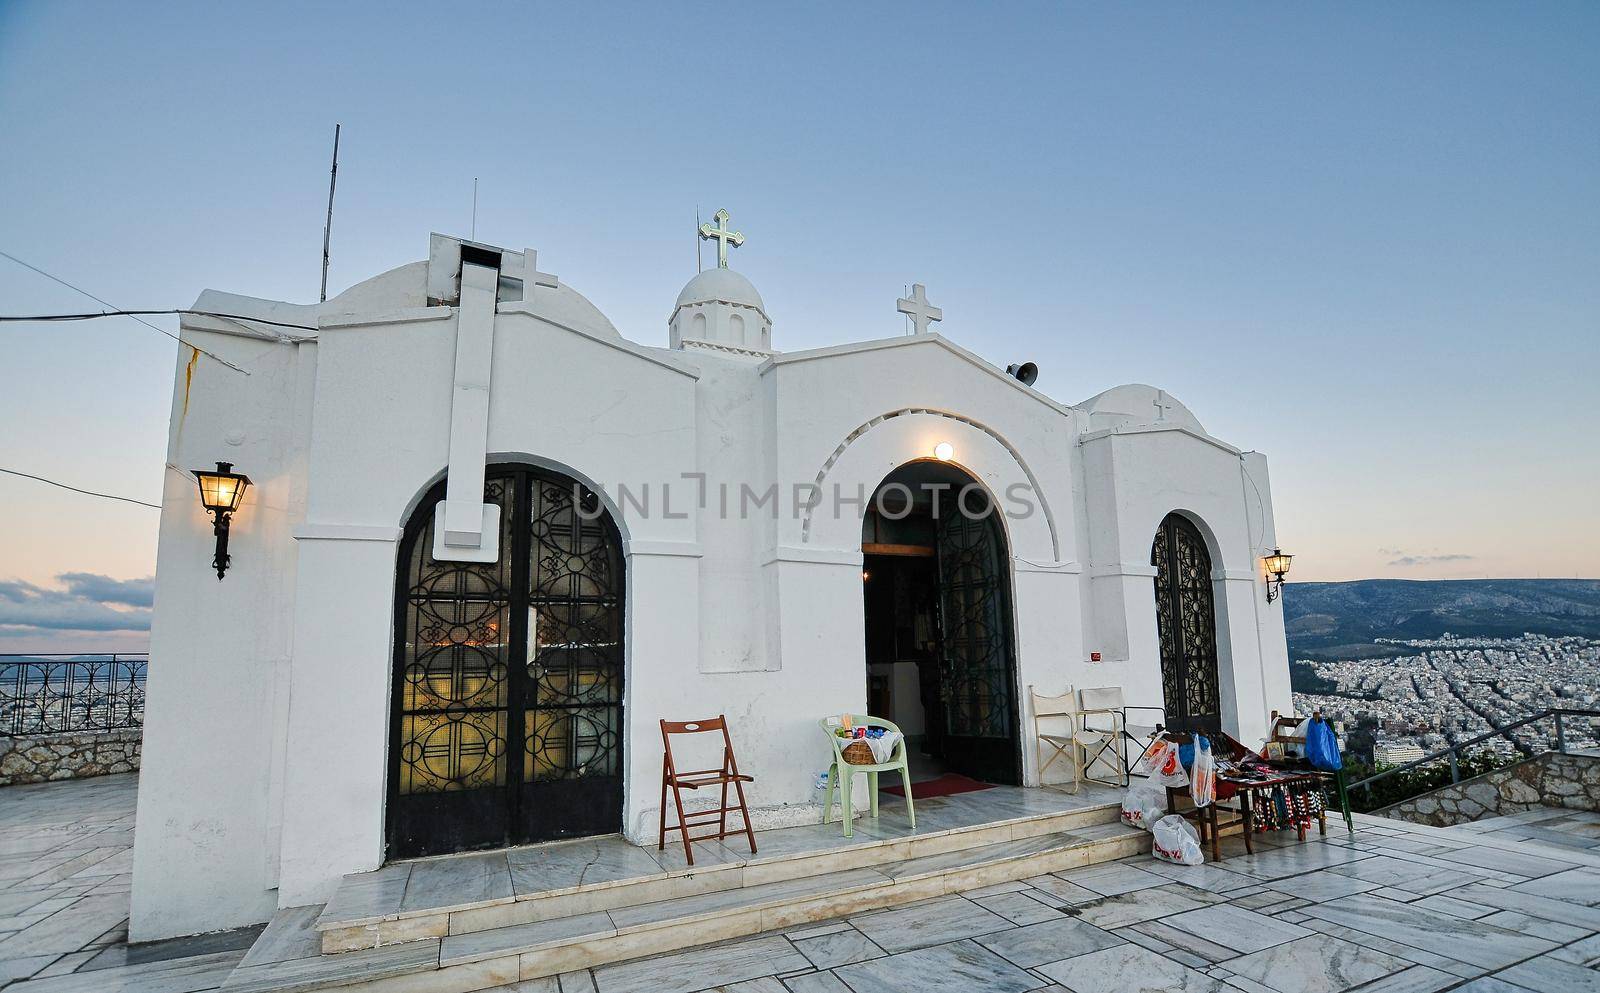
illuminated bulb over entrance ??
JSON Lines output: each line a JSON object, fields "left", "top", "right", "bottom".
{"left": 933, "top": 442, "right": 954, "bottom": 461}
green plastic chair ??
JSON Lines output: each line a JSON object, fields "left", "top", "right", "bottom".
{"left": 819, "top": 715, "right": 915, "bottom": 838}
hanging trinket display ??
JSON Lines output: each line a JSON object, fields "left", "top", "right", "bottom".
{"left": 1249, "top": 779, "right": 1325, "bottom": 833}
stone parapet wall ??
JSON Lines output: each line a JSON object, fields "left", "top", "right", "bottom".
{"left": 0, "top": 728, "right": 142, "bottom": 787}
{"left": 1377, "top": 751, "right": 1600, "bottom": 827}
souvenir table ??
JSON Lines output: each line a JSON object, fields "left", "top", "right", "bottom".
{"left": 1157, "top": 731, "right": 1338, "bottom": 863}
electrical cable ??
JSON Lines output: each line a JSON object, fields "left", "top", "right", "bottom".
{"left": 0, "top": 466, "right": 162, "bottom": 510}
{"left": 0, "top": 309, "right": 320, "bottom": 333}
{"left": 0, "top": 250, "right": 253, "bottom": 373}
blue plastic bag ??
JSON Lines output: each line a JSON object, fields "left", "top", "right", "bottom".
{"left": 1306, "top": 718, "right": 1342, "bottom": 771}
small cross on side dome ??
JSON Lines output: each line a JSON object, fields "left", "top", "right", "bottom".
{"left": 698, "top": 208, "right": 744, "bottom": 269}
{"left": 897, "top": 283, "right": 943, "bottom": 335}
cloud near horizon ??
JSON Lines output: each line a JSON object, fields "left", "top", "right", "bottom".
{"left": 0, "top": 574, "right": 154, "bottom": 634}
{"left": 1386, "top": 551, "right": 1477, "bottom": 568}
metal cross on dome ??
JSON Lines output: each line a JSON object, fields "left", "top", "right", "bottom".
{"left": 896, "top": 283, "right": 943, "bottom": 335}
{"left": 698, "top": 208, "right": 744, "bottom": 269}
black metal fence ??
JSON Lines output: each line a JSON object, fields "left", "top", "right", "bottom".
{"left": 1347, "top": 706, "right": 1600, "bottom": 799}
{"left": 0, "top": 655, "right": 148, "bottom": 736}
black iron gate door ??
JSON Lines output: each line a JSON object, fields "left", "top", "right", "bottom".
{"left": 934, "top": 503, "right": 1020, "bottom": 785}
{"left": 388, "top": 466, "right": 624, "bottom": 859}
{"left": 1151, "top": 513, "right": 1221, "bottom": 733}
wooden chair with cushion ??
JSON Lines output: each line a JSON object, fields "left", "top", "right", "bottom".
{"left": 658, "top": 716, "right": 757, "bottom": 866}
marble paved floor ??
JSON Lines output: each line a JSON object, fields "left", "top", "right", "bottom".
{"left": 1449, "top": 807, "right": 1600, "bottom": 853}
{"left": 541, "top": 813, "right": 1600, "bottom": 993}
{"left": 5, "top": 775, "right": 1600, "bottom": 993}
{"left": 320, "top": 781, "right": 1127, "bottom": 927}
{"left": 0, "top": 774, "right": 260, "bottom": 991}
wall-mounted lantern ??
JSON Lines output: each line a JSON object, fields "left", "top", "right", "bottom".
{"left": 1263, "top": 547, "right": 1294, "bottom": 603}
{"left": 193, "top": 461, "right": 251, "bottom": 580}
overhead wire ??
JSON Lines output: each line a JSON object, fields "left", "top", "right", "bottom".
{"left": 0, "top": 309, "right": 320, "bottom": 333}
{"left": 0, "top": 250, "right": 254, "bottom": 374}
{"left": 0, "top": 466, "right": 162, "bottom": 510}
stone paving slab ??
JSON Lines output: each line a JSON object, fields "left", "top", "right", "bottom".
{"left": 6, "top": 773, "right": 1600, "bottom": 993}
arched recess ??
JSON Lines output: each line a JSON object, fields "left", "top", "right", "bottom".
{"left": 386, "top": 462, "right": 626, "bottom": 858}
{"left": 1150, "top": 511, "right": 1222, "bottom": 733}
{"left": 801, "top": 407, "right": 1062, "bottom": 562}
{"left": 861, "top": 459, "right": 1023, "bottom": 784}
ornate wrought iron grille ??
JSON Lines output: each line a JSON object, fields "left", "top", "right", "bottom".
{"left": 0, "top": 655, "right": 147, "bottom": 736}
{"left": 1151, "top": 513, "right": 1221, "bottom": 732}
{"left": 396, "top": 477, "right": 516, "bottom": 795}
{"left": 388, "top": 464, "right": 626, "bottom": 855}
{"left": 935, "top": 507, "right": 1015, "bottom": 742}
{"left": 524, "top": 480, "right": 623, "bottom": 783}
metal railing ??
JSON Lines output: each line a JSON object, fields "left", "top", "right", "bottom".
{"left": 0, "top": 654, "right": 149, "bottom": 736}
{"left": 1347, "top": 707, "right": 1600, "bottom": 798}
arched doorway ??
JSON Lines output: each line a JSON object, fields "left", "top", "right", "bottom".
{"left": 861, "top": 461, "right": 1021, "bottom": 785}
{"left": 1151, "top": 512, "right": 1221, "bottom": 733}
{"left": 387, "top": 464, "right": 625, "bottom": 859}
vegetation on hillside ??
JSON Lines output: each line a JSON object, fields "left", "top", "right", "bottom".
{"left": 1283, "top": 578, "right": 1600, "bottom": 661}
{"left": 1342, "top": 748, "right": 1509, "bottom": 814}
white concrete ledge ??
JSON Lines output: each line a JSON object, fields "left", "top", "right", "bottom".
{"left": 1078, "top": 423, "right": 1243, "bottom": 457}
{"left": 292, "top": 524, "right": 403, "bottom": 542}
{"left": 623, "top": 540, "right": 703, "bottom": 559}
{"left": 1214, "top": 568, "right": 1259, "bottom": 582}
{"left": 1012, "top": 559, "right": 1082, "bottom": 575}
{"left": 763, "top": 546, "right": 863, "bottom": 567}
{"left": 1086, "top": 563, "right": 1160, "bottom": 579}
{"left": 318, "top": 306, "right": 455, "bottom": 331}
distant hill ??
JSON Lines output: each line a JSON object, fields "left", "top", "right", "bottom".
{"left": 1282, "top": 579, "right": 1600, "bottom": 662}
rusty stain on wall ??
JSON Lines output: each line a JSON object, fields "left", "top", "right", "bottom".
{"left": 180, "top": 345, "right": 200, "bottom": 421}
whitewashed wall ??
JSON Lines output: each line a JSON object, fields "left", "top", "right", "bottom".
{"left": 133, "top": 244, "right": 1292, "bottom": 939}
{"left": 131, "top": 315, "right": 315, "bottom": 941}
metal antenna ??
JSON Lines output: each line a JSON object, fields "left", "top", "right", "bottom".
{"left": 319, "top": 123, "right": 341, "bottom": 303}
{"left": 471, "top": 178, "right": 479, "bottom": 240}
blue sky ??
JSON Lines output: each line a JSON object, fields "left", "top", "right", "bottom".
{"left": 1, "top": 2, "right": 1596, "bottom": 651}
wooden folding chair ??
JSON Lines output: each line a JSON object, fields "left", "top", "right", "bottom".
{"left": 658, "top": 716, "right": 757, "bottom": 866}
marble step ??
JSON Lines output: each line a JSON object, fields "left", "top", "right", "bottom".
{"left": 315, "top": 793, "right": 1122, "bottom": 954}
{"left": 222, "top": 820, "right": 1146, "bottom": 993}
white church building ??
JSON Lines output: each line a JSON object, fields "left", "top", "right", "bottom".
{"left": 131, "top": 218, "right": 1292, "bottom": 941}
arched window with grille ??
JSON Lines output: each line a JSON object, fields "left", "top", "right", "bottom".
{"left": 1151, "top": 512, "right": 1221, "bottom": 733}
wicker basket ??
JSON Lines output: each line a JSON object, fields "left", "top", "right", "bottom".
{"left": 840, "top": 740, "right": 876, "bottom": 765}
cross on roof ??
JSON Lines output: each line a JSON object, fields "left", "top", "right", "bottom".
{"left": 1154, "top": 390, "right": 1176, "bottom": 422}
{"left": 896, "top": 283, "right": 943, "bottom": 335}
{"left": 524, "top": 249, "right": 558, "bottom": 291}
{"left": 698, "top": 208, "right": 744, "bottom": 269}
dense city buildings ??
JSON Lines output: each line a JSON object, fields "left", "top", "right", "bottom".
{"left": 1293, "top": 633, "right": 1600, "bottom": 766}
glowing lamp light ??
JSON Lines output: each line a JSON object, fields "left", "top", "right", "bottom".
{"left": 1263, "top": 547, "right": 1294, "bottom": 603}
{"left": 933, "top": 442, "right": 955, "bottom": 461}
{"left": 193, "top": 461, "right": 251, "bottom": 580}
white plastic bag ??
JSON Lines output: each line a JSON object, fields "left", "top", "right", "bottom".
{"left": 1139, "top": 736, "right": 1190, "bottom": 788}
{"left": 1120, "top": 781, "right": 1166, "bottom": 830}
{"left": 1190, "top": 735, "right": 1216, "bottom": 808}
{"left": 1151, "top": 814, "right": 1204, "bottom": 866}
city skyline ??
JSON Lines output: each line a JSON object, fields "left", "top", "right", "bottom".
{"left": 3, "top": 2, "right": 1597, "bottom": 652}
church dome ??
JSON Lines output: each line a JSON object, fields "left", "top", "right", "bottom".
{"left": 669, "top": 267, "right": 773, "bottom": 355}
{"left": 674, "top": 268, "right": 767, "bottom": 316}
